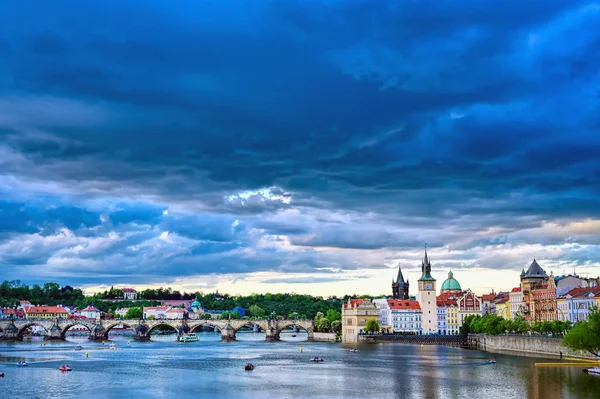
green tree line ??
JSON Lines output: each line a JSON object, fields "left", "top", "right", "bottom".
{"left": 1, "top": 280, "right": 352, "bottom": 319}
{"left": 461, "top": 314, "right": 572, "bottom": 336}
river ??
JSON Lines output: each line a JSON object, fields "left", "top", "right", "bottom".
{"left": 0, "top": 332, "right": 598, "bottom": 398}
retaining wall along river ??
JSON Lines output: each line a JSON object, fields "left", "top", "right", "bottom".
{"left": 473, "top": 334, "right": 597, "bottom": 359}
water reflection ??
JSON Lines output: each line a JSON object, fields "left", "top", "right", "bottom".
{"left": 0, "top": 336, "right": 598, "bottom": 399}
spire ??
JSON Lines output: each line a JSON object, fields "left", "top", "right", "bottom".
{"left": 396, "top": 263, "right": 405, "bottom": 284}
{"left": 419, "top": 245, "right": 435, "bottom": 281}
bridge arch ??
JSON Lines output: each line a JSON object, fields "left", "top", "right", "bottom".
{"left": 277, "top": 322, "right": 312, "bottom": 340}
{"left": 190, "top": 322, "right": 223, "bottom": 333}
{"left": 60, "top": 323, "right": 92, "bottom": 339}
{"left": 17, "top": 323, "right": 49, "bottom": 339}
{"left": 147, "top": 323, "right": 183, "bottom": 336}
{"left": 104, "top": 322, "right": 136, "bottom": 336}
{"left": 234, "top": 321, "right": 266, "bottom": 333}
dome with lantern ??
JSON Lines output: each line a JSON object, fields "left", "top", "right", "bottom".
{"left": 440, "top": 271, "right": 462, "bottom": 292}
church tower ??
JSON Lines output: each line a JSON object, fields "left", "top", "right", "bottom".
{"left": 392, "top": 263, "right": 410, "bottom": 299}
{"left": 417, "top": 247, "right": 438, "bottom": 334}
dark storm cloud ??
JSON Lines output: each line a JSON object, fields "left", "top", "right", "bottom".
{"left": 0, "top": 0, "right": 599, "bottom": 285}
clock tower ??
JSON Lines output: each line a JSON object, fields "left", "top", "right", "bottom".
{"left": 417, "top": 247, "right": 438, "bottom": 334}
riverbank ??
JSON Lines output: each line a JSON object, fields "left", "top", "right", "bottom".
{"left": 472, "top": 334, "right": 597, "bottom": 360}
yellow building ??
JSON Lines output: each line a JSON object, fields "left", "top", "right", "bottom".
{"left": 341, "top": 298, "right": 378, "bottom": 343}
{"left": 495, "top": 298, "right": 510, "bottom": 320}
{"left": 446, "top": 303, "right": 460, "bottom": 335}
{"left": 556, "top": 297, "right": 568, "bottom": 321}
{"left": 25, "top": 306, "right": 69, "bottom": 319}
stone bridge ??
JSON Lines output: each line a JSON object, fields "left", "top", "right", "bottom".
{"left": 0, "top": 318, "right": 314, "bottom": 342}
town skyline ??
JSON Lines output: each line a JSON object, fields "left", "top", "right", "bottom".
{"left": 1, "top": 1, "right": 599, "bottom": 296}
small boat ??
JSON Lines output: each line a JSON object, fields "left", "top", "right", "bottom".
{"left": 178, "top": 333, "right": 199, "bottom": 343}
{"left": 59, "top": 365, "right": 72, "bottom": 372}
{"left": 487, "top": 359, "right": 496, "bottom": 364}
{"left": 74, "top": 346, "right": 84, "bottom": 351}
{"left": 291, "top": 334, "right": 297, "bottom": 337}
{"left": 245, "top": 363, "right": 255, "bottom": 371}
{"left": 349, "top": 349, "right": 359, "bottom": 353}
{"left": 0, "top": 372, "right": 4, "bottom": 378}
{"left": 583, "top": 367, "right": 600, "bottom": 375}
{"left": 16, "top": 362, "right": 28, "bottom": 367}
{"left": 109, "top": 344, "right": 118, "bottom": 350}
{"left": 310, "top": 357, "right": 324, "bottom": 363}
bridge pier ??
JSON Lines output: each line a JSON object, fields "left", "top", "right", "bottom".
{"left": 44, "top": 324, "right": 63, "bottom": 340}
{"left": 265, "top": 319, "right": 280, "bottom": 341}
{"left": 89, "top": 324, "right": 107, "bottom": 341}
{"left": 221, "top": 324, "right": 236, "bottom": 341}
{"left": 1, "top": 323, "right": 19, "bottom": 340}
{"left": 133, "top": 324, "right": 150, "bottom": 341}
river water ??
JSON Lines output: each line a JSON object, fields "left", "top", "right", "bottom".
{"left": 0, "top": 332, "right": 598, "bottom": 399}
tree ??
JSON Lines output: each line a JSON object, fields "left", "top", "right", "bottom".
{"left": 219, "top": 311, "right": 231, "bottom": 320}
{"left": 365, "top": 319, "right": 380, "bottom": 334}
{"left": 230, "top": 310, "right": 242, "bottom": 319}
{"left": 317, "top": 318, "right": 331, "bottom": 332}
{"left": 201, "top": 313, "right": 213, "bottom": 320}
{"left": 249, "top": 305, "right": 265, "bottom": 318}
{"left": 562, "top": 307, "right": 600, "bottom": 357}
{"left": 288, "top": 312, "right": 300, "bottom": 320}
{"left": 331, "top": 320, "right": 342, "bottom": 333}
{"left": 325, "top": 309, "right": 341, "bottom": 323}
{"left": 125, "top": 307, "right": 143, "bottom": 319}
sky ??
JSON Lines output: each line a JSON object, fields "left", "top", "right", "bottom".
{"left": 1, "top": 0, "right": 599, "bottom": 297}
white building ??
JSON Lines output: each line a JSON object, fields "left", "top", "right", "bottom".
{"left": 143, "top": 306, "right": 171, "bottom": 320}
{"left": 437, "top": 302, "right": 447, "bottom": 334}
{"left": 388, "top": 299, "right": 422, "bottom": 334}
{"left": 18, "top": 301, "right": 34, "bottom": 310}
{"left": 115, "top": 308, "right": 129, "bottom": 318}
{"left": 80, "top": 305, "right": 101, "bottom": 319}
{"left": 122, "top": 288, "right": 137, "bottom": 300}
{"left": 166, "top": 308, "right": 186, "bottom": 319}
{"left": 564, "top": 287, "right": 600, "bottom": 323}
{"left": 509, "top": 287, "right": 523, "bottom": 319}
{"left": 417, "top": 250, "right": 438, "bottom": 334}
{"left": 373, "top": 298, "right": 391, "bottom": 331}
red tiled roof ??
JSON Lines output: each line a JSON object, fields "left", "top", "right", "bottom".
{"left": 387, "top": 299, "right": 421, "bottom": 310}
{"left": 143, "top": 306, "right": 171, "bottom": 312}
{"left": 122, "top": 288, "right": 137, "bottom": 293}
{"left": 82, "top": 306, "right": 100, "bottom": 312}
{"left": 166, "top": 309, "right": 186, "bottom": 313}
{"left": 26, "top": 306, "right": 68, "bottom": 314}
{"left": 562, "top": 286, "right": 600, "bottom": 299}
{"left": 437, "top": 298, "right": 457, "bottom": 307}
{"left": 343, "top": 299, "right": 364, "bottom": 309}
{"left": 482, "top": 294, "right": 496, "bottom": 301}
{"left": 1, "top": 308, "right": 25, "bottom": 316}
{"left": 510, "top": 287, "right": 521, "bottom": 293}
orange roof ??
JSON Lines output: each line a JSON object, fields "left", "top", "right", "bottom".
{"left": 143, "top": 306, "right": 171, "bottom": 312}
{"left": 387, "top": 299, "right": 421, "bottom": 310}
{"left": 26, "top": 306, "right": 68, "bottom": 314}
{"left": 510, "top": 287, "right": 521, "bottom": 293}
{"left": 82, "top": 306, "right": 100, "bottom": 312}
{"left": 482, "top": 294, "right": 496, "bottom": 301}
{"left": 166, "top": 308, "right": 186, "bottom": 313}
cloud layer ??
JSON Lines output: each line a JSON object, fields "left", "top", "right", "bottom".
{"left": 1, "top": 0, "right": 599, "bottom": 294}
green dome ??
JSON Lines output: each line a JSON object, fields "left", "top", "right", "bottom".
{"left": 192, "top": 300, "right": 201, "bottom": 308}
{"left": 441, "top": 271, "right": 462, "bottom": 292}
